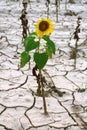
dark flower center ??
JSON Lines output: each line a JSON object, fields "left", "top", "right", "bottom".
{"left": 39, "top": 21, "right": 49, "bottom": 31}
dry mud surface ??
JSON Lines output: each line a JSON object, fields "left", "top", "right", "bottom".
{"left": 0, "top": 0, "right": 87, "bottom": 130}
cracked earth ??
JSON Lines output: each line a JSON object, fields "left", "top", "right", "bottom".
{"left": 0, "top": 0, "right": 87, "bottom": 130}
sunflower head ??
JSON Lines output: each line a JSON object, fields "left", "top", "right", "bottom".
{"left": 35, "top": 18, "right": 54, "bottom": 38}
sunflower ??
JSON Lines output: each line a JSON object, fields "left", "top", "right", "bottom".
{"left": 35, "top": 18, "right": 54, "bottom": 38}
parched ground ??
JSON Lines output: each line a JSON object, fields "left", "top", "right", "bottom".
{"left": 0, "top": 0, "right": 87, "bottom": 130}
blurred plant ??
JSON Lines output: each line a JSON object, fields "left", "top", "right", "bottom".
{"left": 20, "top": 0, "right": 29, "bottom": 40}
{"left": 65, "top": 0, "right": 68, "bottom": 10}
{"left": 69, "top": 17, "right": 82, "bottom": 68}
{"left": 73, "top": 17, "right": 81, "bottom": 68}
{"left": 45, "top": 0, "right": 50, "bottom": 18}
{"left": 65, "top": 0, "right": 75, "bottom": 11}
{"left": 55, "top": 0, "right": 59, "bottom": 22}
{"left": 55, "top": 0, "right": 62, "bottom": 22}
{"left": 20, "top": 18, "right": 56, "bottom": 114}
{"left": 64, "top": 10, "right": 77, "bottom": 16}
{"left": 46, "top": 0, "right": 62, "bottom": 22}
{"left": 68, "top": 0, "right": 75, "bottom": 4}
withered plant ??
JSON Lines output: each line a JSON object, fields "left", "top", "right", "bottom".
{"left": 20, "top": 0, "right": 29, "bottom": 40}
{"left": 69, "top": 17, "right": 82, "bottom": 68}
{"left": 45, "top": 0, "right": 50, "bottom": 18}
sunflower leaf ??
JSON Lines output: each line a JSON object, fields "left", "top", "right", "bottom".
{"left": 28, "top": 32, "right": 36, "bottom": 38}
{"left": 34, "top": 52, "right": 48, "bottom": 70}
{"left": 20, "top": 51, "right": 31, "bottom": 68}
{"left": 24, "top": 36, "right": 39, "bottom": 52}
{"left": 46, "top": 48, "right": 53, "bottom": 58}
{"left": 43, "top": 35, "right": 56, "bottom": 54}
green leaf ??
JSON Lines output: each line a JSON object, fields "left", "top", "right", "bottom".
{"left": 20, "top": 51, "right": 30, "bottom": 68}
{"left": 46, "top": 48, "right": 52, "bottom": 58}
{"left": 34, "top": 52, "right": 48, "bottom": 70}
{"left": 43, "top": 35, "right": 56, "bottom": 54}
{"left": 28, "top": 32, "right": 36, "bottom": 38}
{"left": 24, "top": 36, "right": 39, "bottom": 52}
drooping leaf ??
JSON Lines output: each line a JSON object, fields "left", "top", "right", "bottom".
{"left": 43, "top": 35, "right": 56, "bottom": 54}
{"left": 34, "top": 52, "right": 48, "bottom": 70}
{"left": 24, "top": 36, "right": 39, "bottom": 52}
{"left": 20, "top": 51, "right": 30, "bottom": 68}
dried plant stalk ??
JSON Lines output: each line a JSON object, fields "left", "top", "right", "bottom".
{"left": 46, "top": 0, "right": 50, "bottom": 18}
{"left": 20, "top": 0, "right": 29, "bottom": 40}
